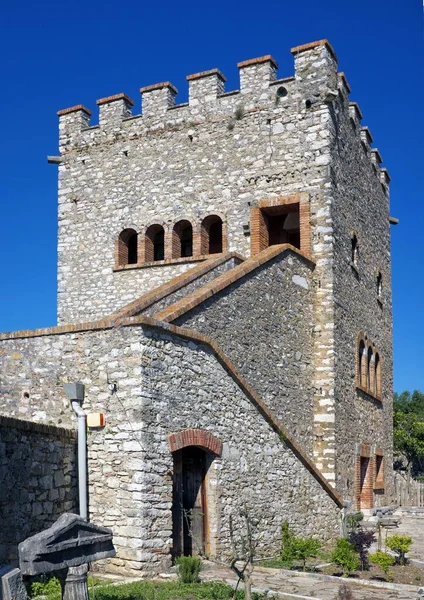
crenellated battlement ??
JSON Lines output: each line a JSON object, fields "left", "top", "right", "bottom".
{"left": 57, "top": 39, "right": 337, "bottom": 148}
{"left": 55, "top": 38, "right": 389, "bottom": 187}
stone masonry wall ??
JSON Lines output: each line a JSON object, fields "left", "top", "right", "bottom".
{"left": 56, "top": 43, "right": 337, "bottom": 325}
{"left": 0, "top": 321, "right": 341, "bottom": 574}
{"left": 0, "top": 416, "right": 77, "bottom": 565}
{"left": 328, "top": 84, "right": 394, "bottom": 504}
{"left": 169, "top": 249, "right": 316, "bottom": 453}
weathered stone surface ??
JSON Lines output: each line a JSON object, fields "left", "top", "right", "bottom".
{"left": 19, "top": 513, "right": 115, "bottom": 576}
{"left": 0, "top": 417, "right": 77, "bottom": 566}
{"left": 0, "top": 566, "right": 26, "bottom": 600}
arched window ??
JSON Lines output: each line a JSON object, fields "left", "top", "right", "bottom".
{"left": 374, "top": 353, "right": 381, "bottom": 398}
{"left": 172, "top": 220, "right": 193, "bottom": 259}
{"left": 201, "top": 215, "right": 223, "bottom": 255}
{"left": 377, "top": 272, "right": 383, "bottom": 299}
{"left": 358, "top": 339, "right": 367, "bottom": 388}
{"left": 351, "top": 234, "right": 359, "bottom": 267}
{"left": 145, "top": 224, "right": 165, "bottom": 262}
{"left": 367, "top": 347, "right": 374, "bottom": 394}
{"left": 117, "top": 228, "right": 138, "bottom": 266}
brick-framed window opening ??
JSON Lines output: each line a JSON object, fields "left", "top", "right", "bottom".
{"left": 201, "top": 215, "right": 224, "bottom": 255}
{"left": 374, "top": 450, "right": 384, "bottom": 491}
{"left": 250, "top": 193, "right": 311, "bottom": 257}
{"left": 172, "top": 220, "right": 193, "bottom": 259}
{"left": 355, "top": 443, "right": 374, "bottom": 510}
{"left": 145, "top": 224, "right": 165, "bottom": 262}
{"left": 356, "top": 333, "right": 382, "bottom": 400}
{"left": 116, "top": 228, "right": 138, "bottom": 266}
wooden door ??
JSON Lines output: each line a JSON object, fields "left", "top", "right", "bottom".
{"left": 172, "top": 447, "right": 206, "bottom": 557}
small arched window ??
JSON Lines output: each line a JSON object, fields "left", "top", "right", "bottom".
{"left": 374, "top": 353, "right": 381, "bottom": 398}
{"left": 145, "top": 224, "right": 165, "bottom": 262}
{"left": 351, "top": 234, "right": 359, "bottom": 267}
{"left": 172, "top": 220, "right": 193, "bottom": 259}
{"left": 201, "top": 215, "right": 223, "bottom": 255}
{"left": 367, "top": 347, "right": 374, "bottom": 394}
{"left": 358, "top": 339, "right": 366, "bottom": 388}
{"left": 377, "top": 272, "right": 383, "bottom": 299}
{"left": 117, "top": 228, "right": 138, "bottom": 266}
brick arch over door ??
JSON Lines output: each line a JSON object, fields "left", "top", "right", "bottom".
{"left": 168, "top": 429, "right": 223, "bottom": 456}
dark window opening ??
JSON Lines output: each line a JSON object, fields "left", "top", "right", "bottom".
{"left": 351, "top": 235, "right": 359, "bottom": 267}
{"left": 201, "top": 215, "right": 223, "bottom": 255}
{"left": 173, "top": 220, "right": 193, "bottom": 258}
{"left": 145, "top": 224, "right": 165, "bottom": 262}
{"left": 154, "top": 229, "right": 164, "bottom": 261}
{"left": 262, "top": 205, "right": 300, "bottom": 250}
{"left": 117, "top": 228, "right": 138, "bottom": 266}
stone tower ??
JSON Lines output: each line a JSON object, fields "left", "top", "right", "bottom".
{"left": 54, "top": 39, "right": 393, "bottom": 507}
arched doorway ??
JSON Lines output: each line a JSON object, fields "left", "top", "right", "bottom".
{"left": 169, "top": 429, "right": 222, "bottom": 558}
{"left": 172, "top": 446, "right": 208, "bottom": 557}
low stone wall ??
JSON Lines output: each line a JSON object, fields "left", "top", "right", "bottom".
{"left": 0, "top": 416, "right": 77, "bottom": 565}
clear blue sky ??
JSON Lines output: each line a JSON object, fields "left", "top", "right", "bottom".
{"left": 0, "top": 0, "right": 422, "bottom": 393}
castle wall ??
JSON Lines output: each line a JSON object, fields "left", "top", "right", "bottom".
{"left": 0, "top": 320, "right": 341, "bottom": 574}
{"left": 0, "top": 416, "right": 77, "bottom": 565}
{"left": 168, "top": 249, "right": 316, "bottom": 452}
{"left": 328, "top": 88, "right": 394, "bottom": 504}
{"left": 56, "top": 46, "right": 336, "bottom": 326}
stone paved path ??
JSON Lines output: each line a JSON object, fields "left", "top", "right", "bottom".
{"left": 200, "top": 561, "right": 422, "bottom": 600}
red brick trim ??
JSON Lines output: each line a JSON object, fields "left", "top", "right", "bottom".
{"left": 109, "top": 251, "right": 245, "bottom": 320}
{"left": 237, "top": 55, "right": 278, "bottom": 69}
{"left": 186, "top": 69, "right": 226, "bottom": 82}
{"left": 0, "top": 313, "right": 343, "bottom": 508}
{"left": 168, "top": 429, "right": 222, "bottom": 456}
{"left": 96, "top": 93, "right": 134, "bottom": 106}
{"left": 154, "top": 244, "right": 315, "bottom": 324}
{"left": 57, "top": 105, "right": 92, "bottom": 117}
{"left": 140, "top": 82, "right": 178, "bottom": 94}
{"left": 251, "top": 193, "right": 311, "bottom": 258}
{"left": 290, "top": 39, "right": 337, "bottom": 61}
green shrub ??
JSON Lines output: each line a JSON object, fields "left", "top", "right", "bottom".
{"left": 346, "top": 512, "right": 363, "bottom": 532}
{"left": 331, "top": 539, "right": 360, "bottom": 577}
{"left": 369, "top": 551, "right": 395, "bottom": 580}
{"left": 386, "top": 534, "right": 412, "bottom": 565}
{"left": 290, "top": 537, "right": 321, "bottom": 571}
{"left": 27, "top": 575, "right": 61, "bottom": 598}
{"left": 175, "top": 556, "right": 202, "bottom": 583}
{"left": 280, "top": 521, "right": 321, "bottom": 570}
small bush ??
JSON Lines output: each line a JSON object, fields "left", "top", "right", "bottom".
{"left": 386, "top": 534, "right": 412, "bottom": 565}
{"left": 175, "top": 556, "right": 202, "bottom": 583}
{"left": 346, "top": 512, "right": 363, "bottom": 532}
{"left": 280, "top": 521, "right": 321, "bottom": 570}
{"left": 369, "top": 551, "right": 395, "bottom": 580}
{"left": 331, "top": 539, "right": 360, "bottom": 577}
{"left": 335, "top": 583, "right": 354, "bottom": 600}
{"left": 348, "top": 529, "right": 376, "bottom": 570}
{"left": 27, "top": 575, "right": 61, "bottom": 598}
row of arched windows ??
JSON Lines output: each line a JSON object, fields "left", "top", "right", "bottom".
{"left": 116, "top": 215, "right": 224, "bottom": 267}
{"left": 357, "top": 334, "right": 382, "bottom": 399}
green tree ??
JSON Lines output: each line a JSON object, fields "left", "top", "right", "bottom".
{"left": 393, "top": 390, "right": 424, "bottom": 478}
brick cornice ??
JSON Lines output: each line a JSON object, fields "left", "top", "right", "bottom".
{"left": 57, "top": 105, "right": 92, "bottom": 117}
{"left": 109, "top": 251, "right": 245, "bottom": 321}
{"left": 96, "top": 93, "right": 134, "bottom": 106}
{"left": 291, "top": 39, "right": 337, "bottom": 61}
{"left": 186, "top": 69, "right": 226, "bottom": 82}
{"left": 153, "top": 244, "right": 315, "bottom": 324}
{"left": 140, "top": 81, "right": 178, "bottom": 94}
{"left": 237, "top": 55, "right": 278, "bottom": 69}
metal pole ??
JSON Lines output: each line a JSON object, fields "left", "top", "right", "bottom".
{"left": 71, "top": 401, "right": 87, "bottom": 521}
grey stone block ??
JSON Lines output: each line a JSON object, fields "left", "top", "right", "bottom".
{"left": 0, "top": 566, "right": 27, "bottom": 600}
{"left": 19, "top": 513, "right": 115, "bottom": 576}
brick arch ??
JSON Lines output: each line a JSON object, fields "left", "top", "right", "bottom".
{"left": 168, "top": 429, "right": 223, "bottom": 456}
